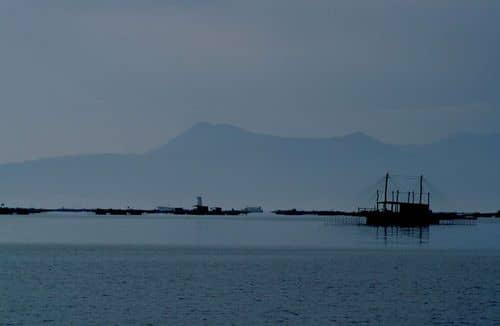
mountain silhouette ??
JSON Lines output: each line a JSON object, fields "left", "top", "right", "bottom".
{"left": 0, "top": 122, "right": 498, "bottom": 211}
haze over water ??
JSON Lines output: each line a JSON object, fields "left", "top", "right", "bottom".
{"left": 1, "top": 213, "right": 499, "bottom": 325}
{"left": 0, "top": 213, "right": 499, "bottom": 249}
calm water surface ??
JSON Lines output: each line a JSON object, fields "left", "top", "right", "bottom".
{"left": 0, "top": 214, "right": 499, "bottom": 325}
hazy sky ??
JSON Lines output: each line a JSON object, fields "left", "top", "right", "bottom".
{"left": 1, "top": 0, "right": 499, "bottom": 162}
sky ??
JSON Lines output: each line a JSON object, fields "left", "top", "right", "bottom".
{"left": 0, "top": 0, "right": 499, "bottom": 163}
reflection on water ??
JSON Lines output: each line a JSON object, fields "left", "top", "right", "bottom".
{"left": 360, "top": 218, "right": 485, "bottom": 248}
{"left": 372, "top": 226, "right": 430, "bottom": 245}
{"left": 0, "top": 215, "right": 497, "bottom": 325}
{"left": 321, "top": 215, "right": 430, "bottom": 245}
{"left": 322, "top": 215, "right": 365, "bottom": 226}
{"left": 321, "top": 215, "right": 487, "bottom": 248}
{"left": 0, "top": 213, "right": 497, "bottom": 250}
{"left": 322, "top": 216, "right": 431, "bottom": 246}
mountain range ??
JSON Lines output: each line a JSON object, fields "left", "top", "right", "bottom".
{"left": 0, "top": 122, "right": 498, "bottom": 211}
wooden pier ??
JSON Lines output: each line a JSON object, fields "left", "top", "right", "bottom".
{"left": 273, "top": 173, "right": 489, "bottom": 226}
{"left": 358, "top": 173, "right": 477, "bottom": 226}
{"left": 0, "top": 207, "right": 247, "bottom": 216}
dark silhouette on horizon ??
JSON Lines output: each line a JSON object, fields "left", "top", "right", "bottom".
{"left": 0, "top": 123, "right": 498, "bottom": 211}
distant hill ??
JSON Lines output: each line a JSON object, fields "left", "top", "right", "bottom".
{"left": 0, "top": 122, "right": 498, "bottom": 211}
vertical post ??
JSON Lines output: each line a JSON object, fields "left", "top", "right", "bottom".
{"left": 412, "top": 192, "right": 415, "bottom": 204}
{"left": 376, "top": 190, "right": 379, "bottom": 210}
{"left": 396, "top": 190, "right": 400, "bottom": 213}
{"left": 407, "top": 192, "right": 410, "bottom": 203}
{"left": 391, "top": 191, "right": 394, "bottom": 211}
{"left": 384, "top": 173, "right": 389, "bottom": 210}
{"left": 419, "top": 175, "right": 423, "bottom": 204}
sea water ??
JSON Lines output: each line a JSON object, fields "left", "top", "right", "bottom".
{"left": 0, "top": 214, "right": 499, "bottom": 325}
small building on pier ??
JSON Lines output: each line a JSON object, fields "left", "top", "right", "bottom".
{"left": 362, "top": 173, "right": 438, "bottom": 226}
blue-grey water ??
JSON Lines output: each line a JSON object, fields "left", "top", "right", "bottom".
{"left": 0, "top": 214, "right": 499, "bottom": 325}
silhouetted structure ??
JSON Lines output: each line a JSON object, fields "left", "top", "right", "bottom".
{"left": 360, "top": 173, "right": 439, "bottom": 226}
{"left": 192, "top": 196, "right": 209, "bottom": 215}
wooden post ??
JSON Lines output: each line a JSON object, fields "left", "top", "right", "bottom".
{"left": 384, "top": 173, "right": 389, "bottom": 211}
{"left": 396, "top": 190, "right": 400, "bottom": 213}
{"left": 419, "top": 175, "right": 424, "bottom": 204}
